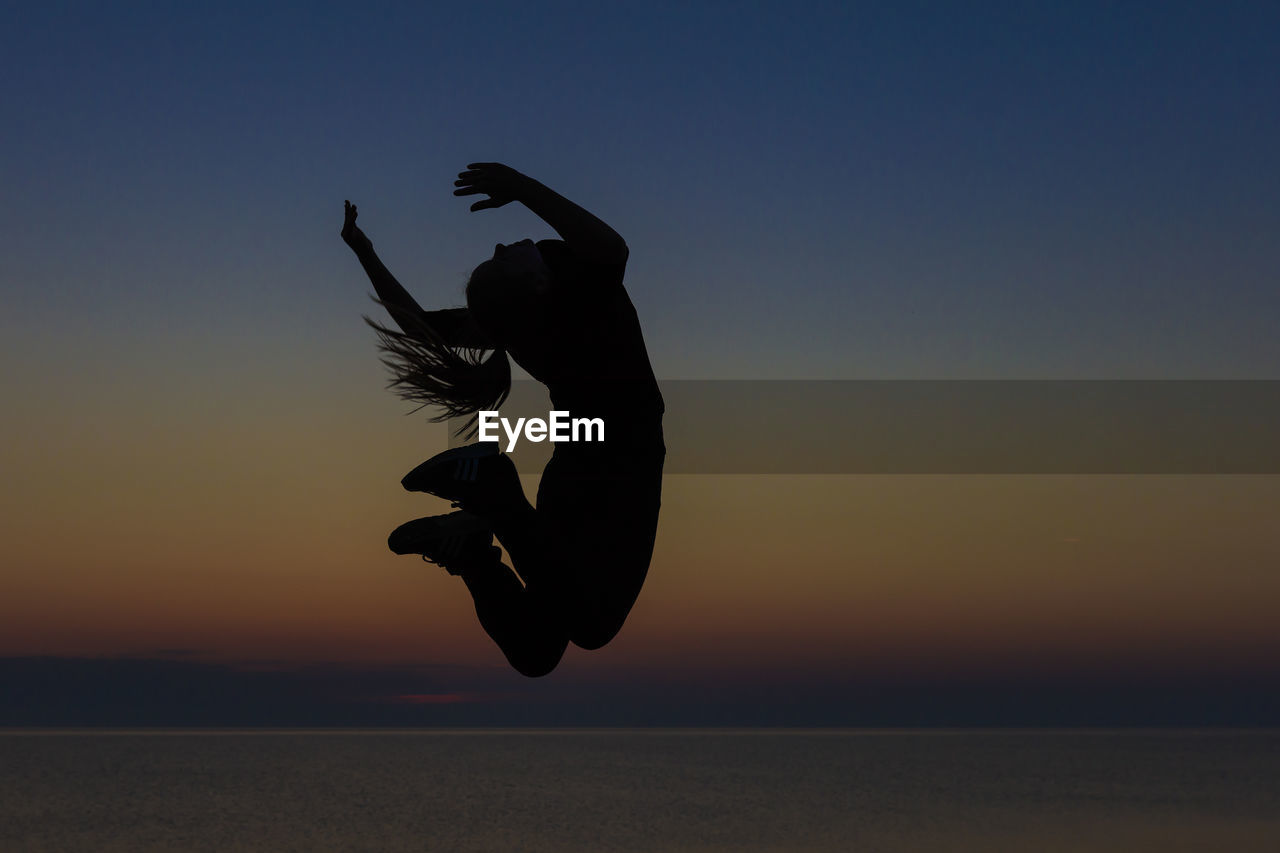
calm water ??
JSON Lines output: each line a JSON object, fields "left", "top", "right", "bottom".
{"left": 1, "top": 730, "right": 1277, "bottom": 852}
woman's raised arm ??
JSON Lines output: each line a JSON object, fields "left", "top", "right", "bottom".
{"left": 453, "top": 163, "right": 628, "bottom": 266}
{"left": 341, "top": 200, "right": 429, "bottom": 334}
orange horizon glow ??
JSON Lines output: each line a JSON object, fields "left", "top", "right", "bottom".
{"left": 3, "top": 375, "right": 1277, "bottom": 681}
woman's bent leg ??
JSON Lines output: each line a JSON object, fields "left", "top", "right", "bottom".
{"left": 458, "top": 554, "right": 569, "bottom": 678}
{"left": 460, "top": 429, "right": 665, "bottom": 658}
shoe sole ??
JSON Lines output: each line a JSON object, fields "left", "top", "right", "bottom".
{"left": 387, "top": 511, "right": 492, "bottom": 555}
{"left": 402, "top": 443, "right": 501, "bottom": 492}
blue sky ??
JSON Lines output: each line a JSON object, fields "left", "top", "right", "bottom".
{"left": 5, "top": 1, "right": 1277, "bottom": 382}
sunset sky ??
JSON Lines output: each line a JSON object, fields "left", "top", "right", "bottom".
{"left": 2, "top": 2, "right": 1277, "bottom": 725}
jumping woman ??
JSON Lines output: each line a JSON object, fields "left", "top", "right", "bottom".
{"left": 341, "top": 163, "right": 664, "bottom": 677}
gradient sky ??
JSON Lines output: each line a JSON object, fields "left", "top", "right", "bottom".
{"left": 1, "top": 1, "right": 1278, "bottom": 724}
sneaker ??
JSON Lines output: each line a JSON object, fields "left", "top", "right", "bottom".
{"left": 401, "top": 443, "right": 521, "bottom": 516}
{"left": 387, "top": 511, "right": 499, "bottom": 575}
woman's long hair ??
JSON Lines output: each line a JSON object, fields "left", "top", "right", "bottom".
{"left": 364, "top": 299, "right": 510, "bottom": 438}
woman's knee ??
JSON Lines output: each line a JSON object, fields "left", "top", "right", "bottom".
{"left": 505, "top": 636, "right": 568, "bottom": 678}
{"left": 569, "top": 615, "right": 624, "bottom": 651}
{"left": 566, "top": 577, "right": 646, "bottom": 650}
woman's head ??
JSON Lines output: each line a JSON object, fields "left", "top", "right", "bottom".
{"left": 465, "top": 239, "right": 555, "bottom": 349}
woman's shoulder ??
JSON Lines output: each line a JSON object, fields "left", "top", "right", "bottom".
{"left": 539, "top": 239, "right": 626, "bottom": 295}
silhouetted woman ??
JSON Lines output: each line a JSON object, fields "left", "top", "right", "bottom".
{"left": 342, "top": 163, "right": 664, "bottom": 677}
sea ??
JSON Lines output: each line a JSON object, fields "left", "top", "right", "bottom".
{"left": 1, "top": 729, "right": 1277, "bottom": 852}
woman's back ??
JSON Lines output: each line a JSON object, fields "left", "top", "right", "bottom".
{"left": 515, "top": 241, "right": 664, "bottom": 439}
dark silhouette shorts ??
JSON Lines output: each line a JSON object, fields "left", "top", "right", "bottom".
{"left": 533, "top": 417, "right": 665, "bottom": 631}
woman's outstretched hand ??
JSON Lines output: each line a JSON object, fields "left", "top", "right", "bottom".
{"left": 342, "top": 200, "right": 373, "bottom": 255}
{"left": 454, "top": 163, "right": 532, "bottom": 212}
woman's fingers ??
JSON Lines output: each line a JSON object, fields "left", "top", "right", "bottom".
{"left": 454, "top": 164, "right": 515, "bottom": 210}
{"left": 458, "top": 164, "right": 510, "bottom": 183}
